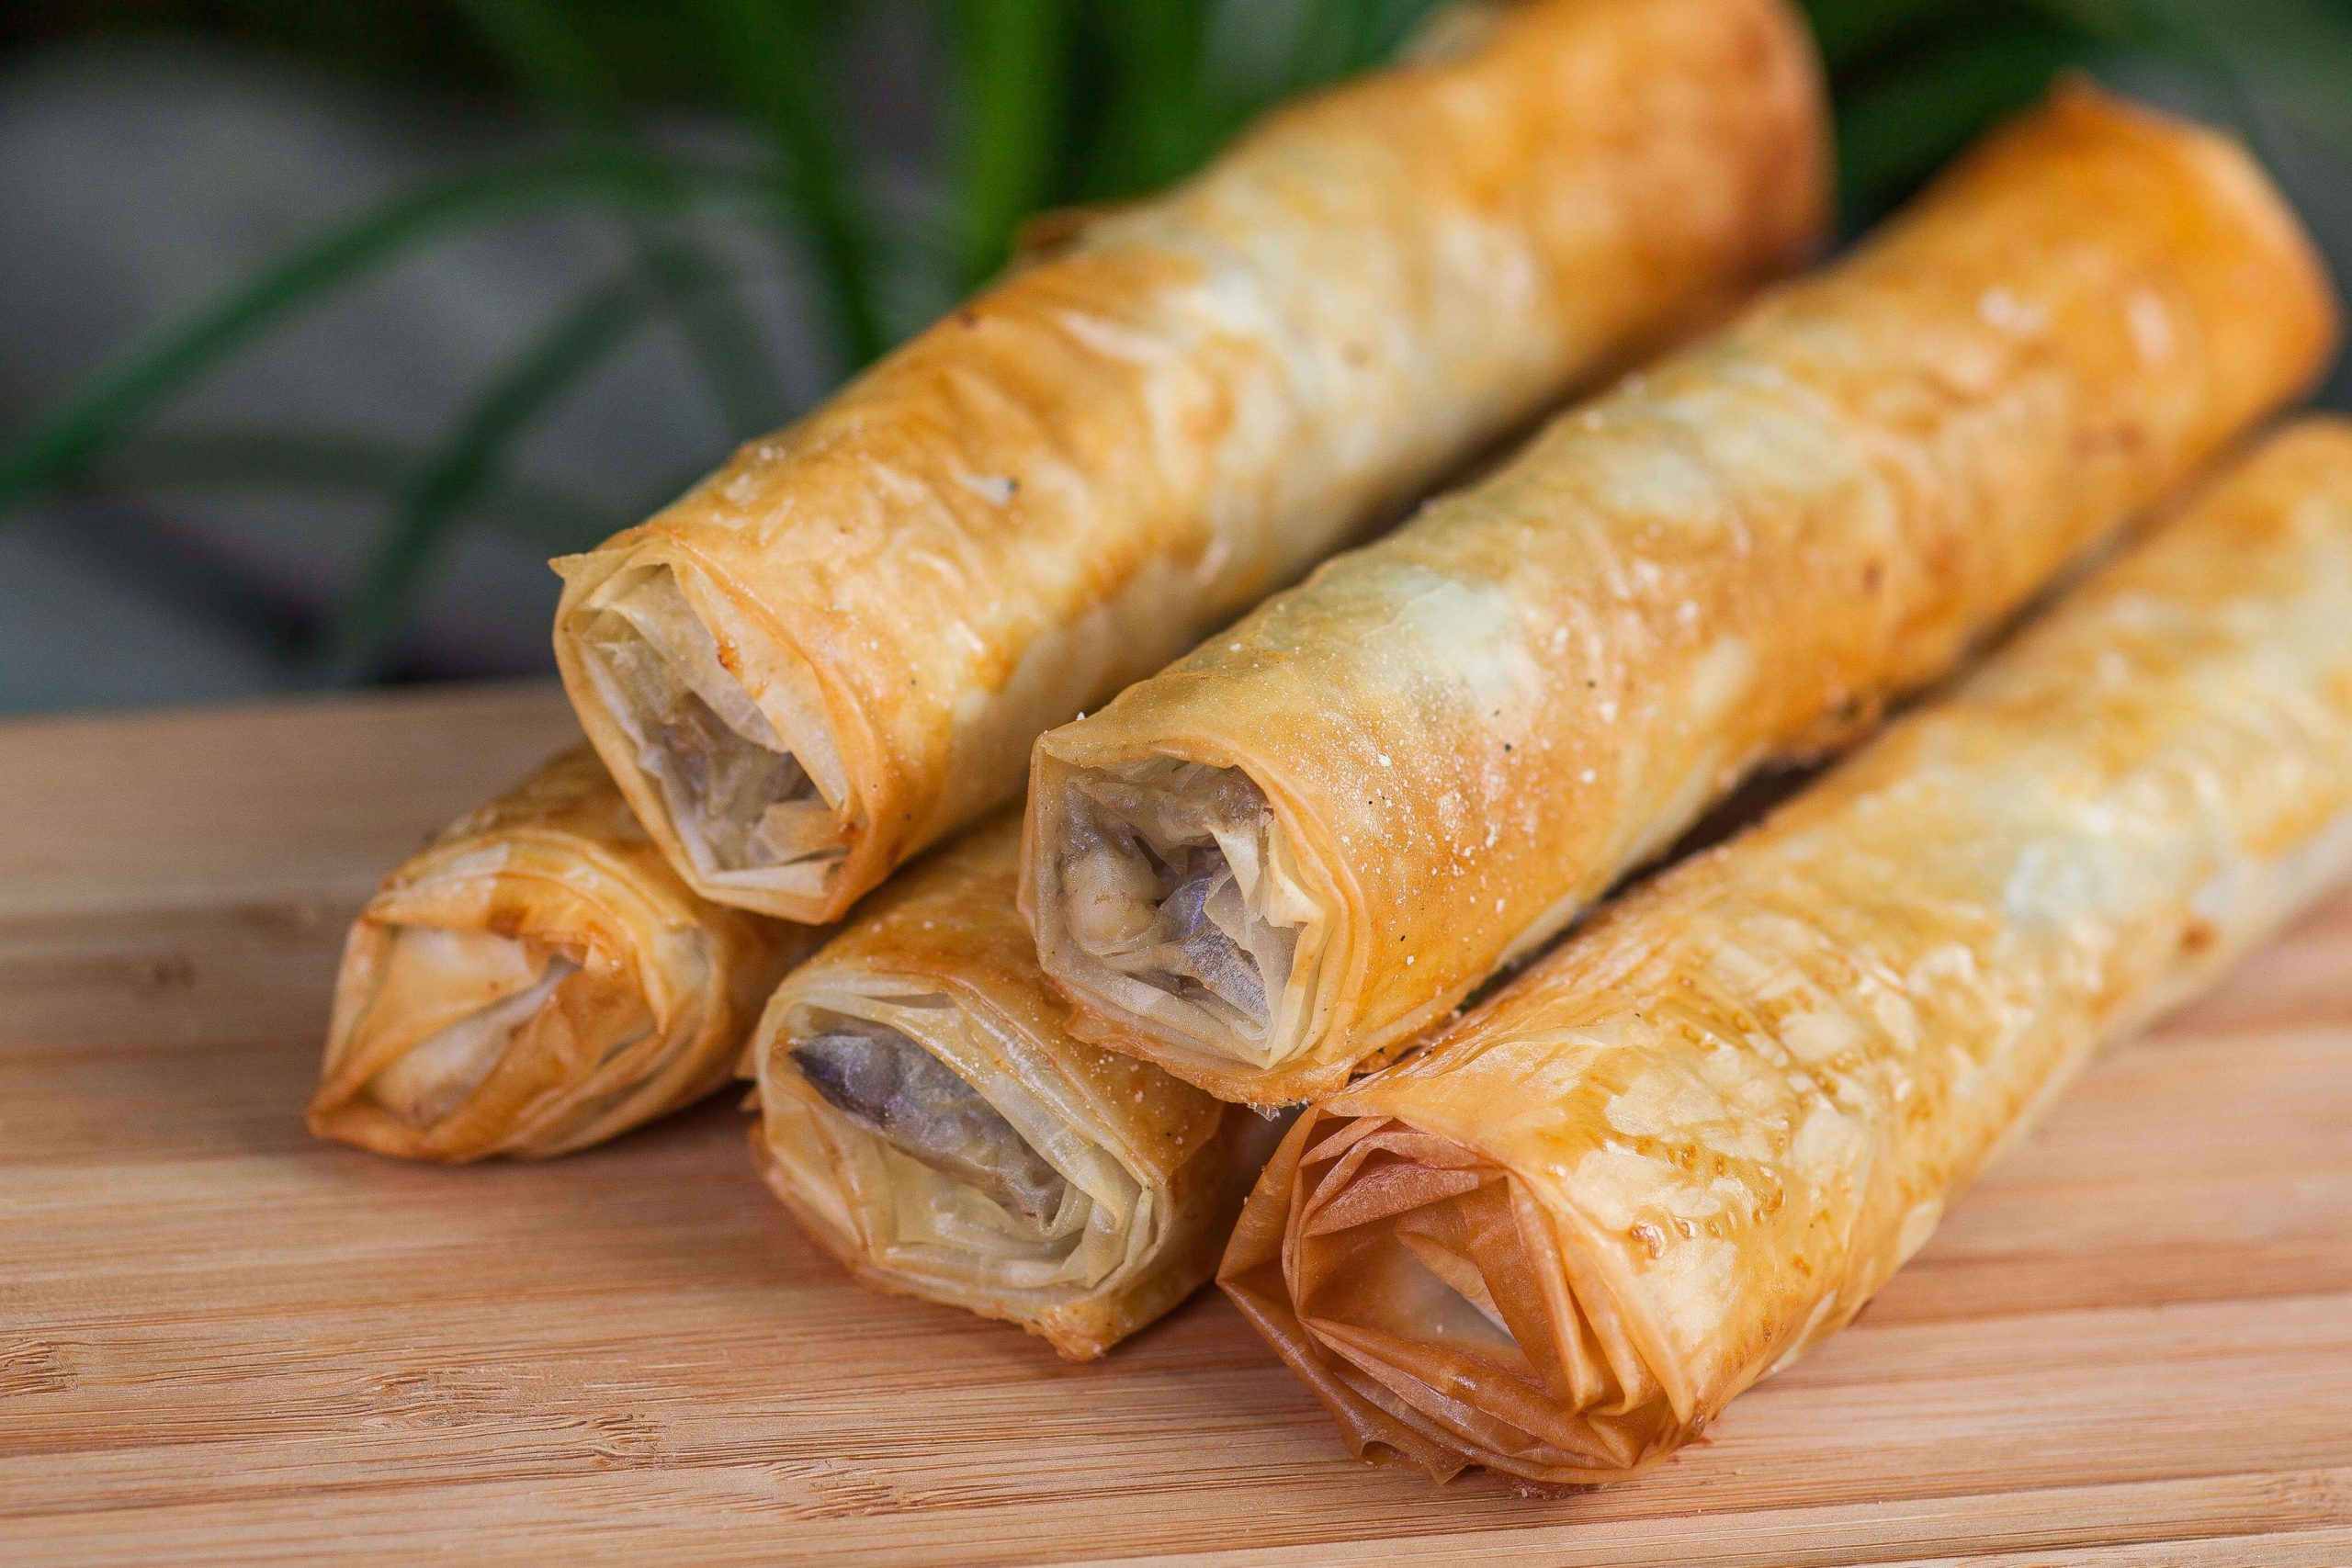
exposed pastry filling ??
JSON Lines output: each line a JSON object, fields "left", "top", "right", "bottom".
{"left": 793, "top": 1021, "right": 1067, "bottom": 1224}
{"left": 765, "top": 998, "right": 1154, "bottom": 1297}
{"left": 1042, "top": 761, "right": 1314, "bottom": 1069}
{"left": 573, "top": 565, "right": 842, "bottom": 883}
{"left": 355, "top": 925, "right": 581, "bottom": 1129}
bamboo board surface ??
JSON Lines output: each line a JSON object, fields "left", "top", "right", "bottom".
{"left": 5, "top": 682, "right": 2351, "bottom": 1566}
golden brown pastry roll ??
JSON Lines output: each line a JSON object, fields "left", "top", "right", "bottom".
{"left": 311, "top": 748, "right": 817, "bottom": 1161}
{"left": 1024, "top": 85, "right": 2339, "bottom": 1105}
{"left": 1220, "top": 418, "right": 2352, "bottom": 1485}
{"left": 750, "top": 814, "right": 1280, "bottom": 1359}
{"left": 552, "top": 0, "right": 1828, "bottom": 925}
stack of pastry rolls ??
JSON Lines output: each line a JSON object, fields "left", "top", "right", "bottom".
{"left": 1020, "top": 82, "right": 2348, "bottom": 1463}
{"left": 1021, "top": 84, "right": 2336, "bottom": 1104}
{"left": 1219, "top": 417, "right": 2352, "bottom": 1483}
{"left": 313, "top": 0, "right": 1829, "bottom": 1353}
{"left": 548, "top": 0, "right": 1827, "bottom": 926}
{"left": 310, "top": 0, "right": 2352, "bottom": 1448}
{"left": 728, "top": 0, "right": 1837, "bottom": 1354}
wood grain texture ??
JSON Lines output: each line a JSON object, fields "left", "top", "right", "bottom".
{"left": 3, "top": 683, "right": 2348, "bottom": 1565}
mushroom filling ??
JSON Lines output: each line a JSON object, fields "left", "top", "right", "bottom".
{"left": 1069, "top": 841, "right": 1269, "bottom": 1022}
{"left": 793, "top": 1021, "right": 1067, "bottom": 1224}
{"left": 1053, "top": 762, "right": 1298, "bottom": 1042}
{"left": 576, "top": 568, "right": 834, "bottom": 874}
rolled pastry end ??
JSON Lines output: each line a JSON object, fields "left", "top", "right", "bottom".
{"left": 1023, "top": 751, "right": 1341, "bottom": 1103}
{"left": 312, "top": 862, "right": 720, "bottom": 1162}
{"left": 555, "top": 546, "right": 860, "bottom": 923}
{"left": 753, "top": 979, "right": 1257, "bottom": 1361}
{"left": 1220, "top": 1110, "right": 1695, "bottom": 1487}
{"left": 791, "top": 1019, "right": 1069, "bottom": 1226}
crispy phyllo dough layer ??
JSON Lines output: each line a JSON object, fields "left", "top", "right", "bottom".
{"left": 1221, "top": 421, "right": 2352, "bottom": 1484}
{"left": 311, "top": 749, "right": 817, "bottom": 1161}
{"left": 752, "top": 816, "right": 1280, "bottom": 1359}
{"left": 556, "top": 0, "right": 1829, "bottom": 923}
{"left": 1027, "top": 85, "right": 2339, "bottom": 1104}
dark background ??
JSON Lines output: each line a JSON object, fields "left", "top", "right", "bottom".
{"left": 2, "top": 0, "right": 2346, "bottom": 712}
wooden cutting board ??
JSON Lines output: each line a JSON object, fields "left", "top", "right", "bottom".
{"left": 6, "top": 683, "right": 2350, "bottom": 1567}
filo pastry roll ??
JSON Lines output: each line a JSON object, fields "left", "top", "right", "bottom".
{"left": 1023, "top": 85, "right": 2340, "bottom": 1104}
{"left": 1219, "top": 419, "right": 2352, "bottom": 1485}
{"left": 751, "top": 815, "right": 1280, "bottom": 1359}
{"left": 311, "top": 748, "right": 818, "bottom": 1161}
{"left": 551, "top": 0, "right": 1829, "bottom": 925}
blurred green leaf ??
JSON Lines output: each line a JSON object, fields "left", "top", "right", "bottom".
{"left": 2020, "top": 0, "right": 2155, "bottom": 43}
{"left": 2134, "top": 0, "right": 2352, "bottom": 152}
{"left": 449, "top": 0, "right": 624, "bottom": 128}
{"left": 456, "top": 0, "right": 788, "bottom": 436}
{"left": 950, "top": 0, "right": 1071, "bottom": 287}
{"left": 0, "top": 147, "right": 726, "bottom": 521}
{"left": 1835, "top": 21, "right": 2087, "bottom": 216}
{"left": 1802, "top": 0, "right": 1980, "bottom": 72}
{"left": 1085, "top": 0, "right": 1216, "bottom": 197}
{"left": 320, "top": 273, "right": 658, "bottom": 682}
{"left": 95, "top": 426, "right": 618, "bottom": 551}
{"left": 1283, "top": 0, "right": 1378, "bottom": 91}
{"left": 16, "top": 0, "right": 2351, "bottom": 696}
{"left": 1358, "top": 0, "right": 1448, "bottom": 67}
{"left": 693, "top": 0, "right": 890, "bottom": 369}
{"left": 1274, "top": 0, "right": 1433, "bottom": 87}
{"left": 631, "top": 237, "right": 792, "bottom": 437}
